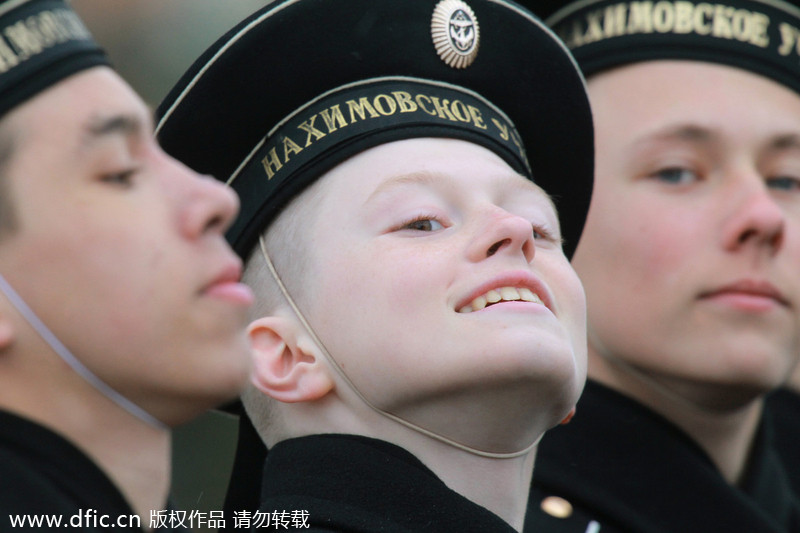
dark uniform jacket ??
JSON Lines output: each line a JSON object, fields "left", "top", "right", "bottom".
{"left": 524, "top": 380, "right": 800, "bottom": 533}
{"left": 766, "top": 387, "right": 800, "bottom": 495}
{"left": 256, "top": 433, "right": 518, "bottom": 532}
{"left": 0, "top": 409, "right": 186, "bottom": 532}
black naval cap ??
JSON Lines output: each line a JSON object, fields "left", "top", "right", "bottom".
{"left": 524, "top": 0, "right": 800, "bottom": 95}
{"left": 156, "top": 0, "right": 594, "bottom": 259}
{"left": 0, "top": 0, "right": 108, "bottom": 119}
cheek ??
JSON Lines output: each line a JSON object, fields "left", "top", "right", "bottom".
{"left": 785, "top": 211, "right": 800, "bottom": 265}
{"left": 548, "top": 261, "right": 587, "bottom": 338}
{"left": 329, "top": 242, "right": 452, "bottom": 313}
{"left": 577, "top": 198, "right": 700, "bottom": 298}
{"left": 573, "top": 201, "right": 709, "bottom": 363}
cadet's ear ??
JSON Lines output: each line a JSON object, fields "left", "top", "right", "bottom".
{"left": 248, "top": 316, "right": 334, "bottom": 403}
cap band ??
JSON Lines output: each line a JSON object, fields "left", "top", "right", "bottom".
{"left": 226, "top": 76, "right": 531, "bottom": 254}
{"left": 0, "top": 0, "right": 108, "bottom": 118}
{"left": 547, "top": 0, "right": 800, "bottom": 93}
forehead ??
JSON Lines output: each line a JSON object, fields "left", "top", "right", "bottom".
{"left": 317, "top": 137, "right": 554, "bottom": 207}
{"left": 589, "top": 60, "right": 800, "bottom": 118}
{"left": 588, "top": 60, "right": 800, "bottom": 145}
{"left": 5, "top": 66, "right": 149, "bottom": 151}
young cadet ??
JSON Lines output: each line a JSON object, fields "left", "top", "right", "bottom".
{"left": 0, "top": 0, "right": 254, "bottom": 530}
{"left": 155, "top": 0, "right": 594, "bottom": 530}
{"left": 519, "top": 1, "right": 800, "bottom": 531}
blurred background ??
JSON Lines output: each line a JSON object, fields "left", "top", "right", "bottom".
{"left": 74, "top": 0, "right": 269, "bottom": 106}
{"left": 71, "top": 2, "right": 273, "bottom": 531}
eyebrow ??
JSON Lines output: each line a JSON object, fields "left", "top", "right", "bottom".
{"left": 79, "top": 109, "right": 153, "bottom": 149}
{"left": 631, "top": 124, "right": 800, "bottom": 155}
{"left": 630, "top": 124, "right": 714, "bottom": 149}
{"left": 366, "top": 171, "right": 440, "bottom": 203}
{"left": 769, "top": 133, "right": 800, "bottom": 151}
{"left": 366, "top": 169, "right": 555, "bottom": 206}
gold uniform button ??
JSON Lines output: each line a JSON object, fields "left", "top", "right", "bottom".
{"left": 540, "top": 496, "right": 574, "bottom": 519}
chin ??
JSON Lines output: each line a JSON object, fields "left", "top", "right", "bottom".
{"left": 714, "top": 344, "right": 795, "bottom": 387}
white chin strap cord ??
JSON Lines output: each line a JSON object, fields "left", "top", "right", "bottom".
{"left": 258, "top": 235, "right": 541, "bottom": 459}
{"left": 0, "top": 272, "right": 168, "bottom": 431}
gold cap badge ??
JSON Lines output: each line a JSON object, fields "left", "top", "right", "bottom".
{"left": 431, "top": 0, "right": 479, "bottom": 69}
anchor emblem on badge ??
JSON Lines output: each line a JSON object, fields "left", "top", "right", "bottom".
{"left": 431, "top": 0, "right": 480, "bottom": 69}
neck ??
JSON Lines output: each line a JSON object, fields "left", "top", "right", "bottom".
{"left": 0, "top": 356, "right": 171, "bottom": 523}
{"left": 589, "top": 350, "right": 763, "bottom": 484}
{"left": 71, "top": 410, "right": 172, "bottom": 524}
{"left": 299, "top": 393, "right": 539, "bottom": 531}
{"left": 412, "top": 441, "right": 536, "bottom": 531}
{"left": 361, "top": 418, "right": 537, "bottom": 531}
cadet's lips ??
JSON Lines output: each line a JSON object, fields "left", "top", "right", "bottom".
{"left": 458, "top": 286, "right": 544, "bottom": 313}
{"left": 456, "top": 272, "right": 553, "bottom": 314}
{"left": 699, "top": 279, "right": 789, "bottom": 311}
{"left": 203, "top": 260, "right": 254, "bottom": 305}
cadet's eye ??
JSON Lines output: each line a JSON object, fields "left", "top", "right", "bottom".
{"left": 766, "top": 176, "right": 800, "bottom": 192}
{"left": 403, "top": 217, "right": 444, "bottom": 232}
{"left": 650, "top": 167, "right": 699, "bottom": 185}
{"left": 532, "top": 224, "right": 564, "bottom": 247}
{"left": 101, "top": 168, "right": 137, "bottom": 187}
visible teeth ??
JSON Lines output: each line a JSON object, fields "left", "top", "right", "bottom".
{"left": 458, "top": 286, "right": 545, "bottom": 313}
{"left": 500, "top": 287, "right": 521, "bottom": 301}
{"left": 471, "top": 295, "right": 487, "bottom": 312}
{"left": 518, "top": 288, "right": 544, "bottom": 305}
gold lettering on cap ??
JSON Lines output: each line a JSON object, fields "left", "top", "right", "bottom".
{"left": 450, "top": 99, "right": 471, "bottom": 122}
{"left": 604, "top": 4, "right": 629, "bottom": 37}
{"left": 492, "top": 118, "right": 510, "bottom": 141}
{"left": 467, "top": 104, "right": 487, "bottom": 129}
{"left": 0, "top": 9, "right": 92, "bottom": 73}
{"left": 652, "top": 2, "right": 676, "bottom": 33}
{"left": 778, "top": 22, "right": 800, "bottom": 55}
{"left": 673, "top": 2, "right": 694, "bottom": 33}
{"left": 318, "top": 104, "right": 348, "bottom": 133}
{"left": 346, "top": 97, "right": 380, "bottom": 122}
{"left": 282, "top": 136, "right": 303, "bottom": 163}
{"left": 584, "top": 10, "right": 606, "bottom": 42}
{"left": 392, "top": 91, "right": 418, "bottom": 113}
{"left": 0, "top": 39, "right": 19, "bottom": 73}
{"left": 261, "top": 147, "right": 282, "bottom": 180}
{"left": 257, "top": 88, "right": 525, "bottom": 182}
{"left": 373, "top": 93, "right": 397, "bottom": 116}
{"left": 430, "top": 97, "right": 458, "bottom": 121}
{"left": 297, "top": 115, "right": 326, "bottom": 147}
{"left": 415, "top": 94, "right": 436, "bottom": 116}
{"left": 627, "top": 2, "right": 654, "bottom": 35}
{"left": 693, "top": 3, "right": 713, "bottom": 35}
{"left": 559, "top": 2, "right": 770, "bottom": 50}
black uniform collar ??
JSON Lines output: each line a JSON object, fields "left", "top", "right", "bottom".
{"left": 765, "top": 387, "right": 800, "bottom": 495}
{"left": 526, "top": 380, "right": 800, "bottom": 533}
{"left": 0, "top": 409, "right": 140, "bottom": 530}
{"left": 0, "top": 409, "right": 188, "bottom": 532}
{"left": 258, "top": 434, "right": 517, "bottom": 532}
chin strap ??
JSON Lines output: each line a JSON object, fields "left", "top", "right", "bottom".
{"left": 0, "top": 272, "right": 169, "bottom": 431}
{"left": 258, "top": 235, "right": 541, "bottom": 459}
